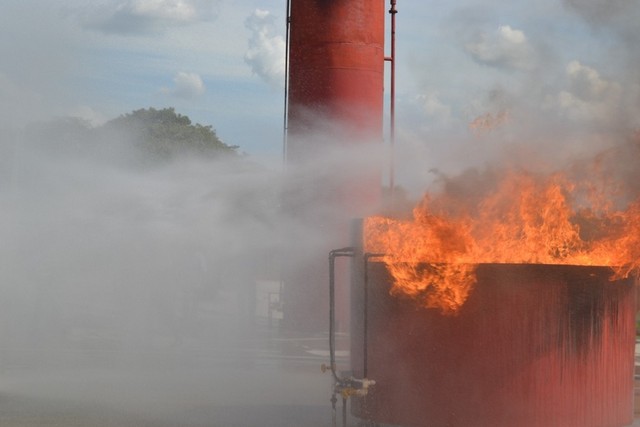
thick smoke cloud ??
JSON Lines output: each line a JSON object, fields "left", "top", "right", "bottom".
{"left": 563, "top": 0, "right": 639, "bottom": 35}
{"left": 0, "top": 73, "right": 45, "bottom": 131}
{"left": 0, "top": 122, "right": 338, "bottom": 423}
{"left": 393, "top": 1, "right": 640, "bottom": 199}
{"left": 547, "top": 60, "right": 623, "bottom": 126}
{"left": 1, "top": 128, "right": 278, "bottom": 350}
{"left": 560, "top": 0, "right": 640, "bottom": 128}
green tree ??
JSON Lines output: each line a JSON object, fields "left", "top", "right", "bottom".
{"left": 104, "top": 107, "right": 238, "bottom": 160}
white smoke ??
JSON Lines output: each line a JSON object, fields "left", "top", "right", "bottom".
{"left": 562, "top": 0, "right": 639, "bottom": 34}
{"left": 415, "top": 92, "right": 454, "bottom": 129}
{"left": 393, "top": 1, "right": 640, "bottom": 197}
{"left": 546, "top": 60, "right": 624, "bottom": 126}
{"left": 0, "top": 123, "right": 335, "bottom": 424}
{"left": 0, "top": 72, "right": 47, "bottom": 130}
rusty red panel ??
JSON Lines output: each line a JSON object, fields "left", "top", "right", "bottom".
{"left": 351, "top": 263, "right": 636, "bottom": 427}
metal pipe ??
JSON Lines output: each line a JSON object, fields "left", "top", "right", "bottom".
{"left": 329, "top": 247, "right": 355, "bottom": 383}
{"left": 387, "top": 0, "right": 398, "bottom": 205}
{"left": 363, "top": 253, "right": 385, "bottom": 378}
{"left": 282, "top": 0, "right": 291, "bottom": 166}
{"left": 329, "top": 245, "right": 378, "bottom": 425}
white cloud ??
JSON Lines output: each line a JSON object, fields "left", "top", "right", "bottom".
{"left": 465, "top": 25, "right": 535, "bottom": 70}
{"left": 80, "top": 0, "right": 219, "bottom": 35}
{"left": 161, "top": 71, "right": 206, "bottom": 99}
{"left": 130, "top": 0, "right": 198, "bottom": 21}
{"left": 244, "top": 9, "right": 285, "bottom": 88}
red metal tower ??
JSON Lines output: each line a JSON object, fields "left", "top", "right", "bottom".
{"left": 287, "top": 0, "right": 385, "bottom": 144}
{"left": 283, "top": 0, "right": 386, "bottom": 332}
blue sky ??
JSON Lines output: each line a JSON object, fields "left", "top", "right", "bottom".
{"left": 1, "top": 0, "right": 638, "bottom": 188}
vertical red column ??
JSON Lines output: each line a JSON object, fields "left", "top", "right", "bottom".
{"left": 283, "top": 0, "right": 385, "bottom": 332}
{"left": 287, "top": 0, "right": 385, "bottom": 142}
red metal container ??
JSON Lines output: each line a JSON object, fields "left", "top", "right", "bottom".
{"left": 351, "top": 262, "right": 636, "bottom": 427}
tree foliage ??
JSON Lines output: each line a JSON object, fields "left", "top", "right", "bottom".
{"left": 26, "top": 107, "right": 239, "bottom": 163}
{"left": 105, "top": 107, "right": 238, "bottom": 160}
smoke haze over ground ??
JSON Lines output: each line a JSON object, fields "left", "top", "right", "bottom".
{"left": 0, "top": 123, "right": 340, "bottom": 426}
{"left": 1, "top": 125, "right": 277, "bottom": 353}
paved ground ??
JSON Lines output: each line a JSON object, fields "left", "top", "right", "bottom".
{"left": 1, "top": 331, "right": 639, "bottom": 426}
{"left": 0, "top": 325, "right": 346, "bottom": 427}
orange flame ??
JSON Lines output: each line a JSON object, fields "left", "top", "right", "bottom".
{"left": 365, "top": 171, "right": 640, "bottom": 314}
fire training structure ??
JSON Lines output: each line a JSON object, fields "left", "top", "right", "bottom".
{"left": 348, "top": 229, "right": 636, "bottom": 427}
{"left": 285, "top": 1, "right": 637, "bottom": 426}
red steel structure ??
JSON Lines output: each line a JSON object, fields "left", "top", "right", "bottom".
{"left": 286, "top": 0, "right": 385, "bottom": 151}
{"left": 283, "top": 0, "right": 386, "bottom": 332}
{"left": 284, "top": 2, "right": 637, "bottom": 424}
{"left": 351, "top": 261, "right": 636, "bottom": 427}
{"left": 282, "top": 2, "right": 637, "bottom": 424}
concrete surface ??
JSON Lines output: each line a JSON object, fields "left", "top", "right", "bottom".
{"left": 0, "top": 325, "right": 341, "bottom": 427}
{"left": 1, "top": 331, "right": 638, "bottom": 426}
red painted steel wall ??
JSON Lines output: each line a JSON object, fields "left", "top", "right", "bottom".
{"left": 351, "top": 263, "right": 636, "bottom": 427}
{"left": 283, "top": 0, "right": 385, "bottom": 332}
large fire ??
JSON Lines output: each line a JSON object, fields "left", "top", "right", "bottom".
{"left": 365, "top": 170, "right": 640, "bottom": 314}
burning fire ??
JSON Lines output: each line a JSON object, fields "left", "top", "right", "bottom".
{"left": 365, "top": 171, "right": 640, "bottom": 314}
